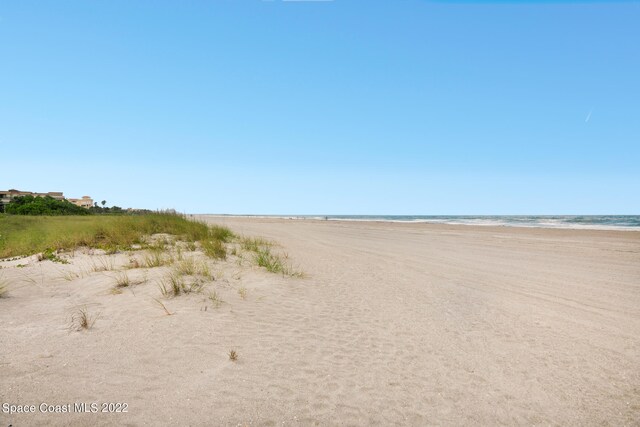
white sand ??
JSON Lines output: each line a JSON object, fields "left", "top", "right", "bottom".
{"left": 1, "top": 217, "right": 639, "bottom": 425}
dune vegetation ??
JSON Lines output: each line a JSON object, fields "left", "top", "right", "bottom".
{"left": 0, "top": 212, "right": 233, "bottom": 259}
{"left": 0, "top": 212, "right": 302, "bottom": 277}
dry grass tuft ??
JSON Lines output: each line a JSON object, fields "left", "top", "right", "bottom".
{"left": 91, "top": 255, "right": 116, "bottom": 272}
{"left": 208, "top": 291, "right": 224, "bottom": 308}
{"left": 159, "top": 272, "right": 184, "bottom": 298}
{"left": 239, "top": 236, "right": 273, "bottom": 252}
{"left": 114, "top": 271, "right": 131, "bottom": 288}
{"left": 0, "top": 280, "right": 8, "bottom": 298}
{"left": 143, "top": 249, "right": 172, "bottom": 268}
{"left": 69, "top": 306, "right": 98, "bottom": 331}
{"left": 254, "top": 247, "right": 304, "bottom": 277}
{"left": 238, "top": 287, "right": 247, "bottom": 300}
{"left": 238, "top": 235, "right": 303, "bottom": 277}
{"left": 61, "top": 270, "right": 83, "bottom": 281}
{"left": 159, "top": 272, "right": 204, "bottom": 298}
{"left": 175, "top": 258, "right": 197, "bottom": 276}
{"left": 113, "top": 271, "right": 146, "bottom": 290}
{"left": 153, "top": 298, "right": 174, "bottom": 316}
{"left": 127, "top": 257, "right": 142, "bottom": 269}
{"left": 197, "top": 260, "right": 214, "bottom": 280}
{"left": 185, "top": 279, "right": 205, "bottom": 294}
{"left": 228, "top": 349, "right": 238, "bottom": 362}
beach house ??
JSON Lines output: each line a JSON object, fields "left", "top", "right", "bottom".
{"left": 0, "top": 189, "right": 93, "bottom": 210}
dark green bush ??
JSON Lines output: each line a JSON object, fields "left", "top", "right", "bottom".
{"left": 4, "top": 196, "right": 91, "bottom": 216}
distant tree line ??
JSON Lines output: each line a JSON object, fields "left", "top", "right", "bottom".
{"left": 2, "top": 196, "right": 152, "bottom": 216}
{"left": 88, "top": 200, "right": 125, "bottom": 214}
{"left": 4, "top": 196, "right": 90, "bottom": 215}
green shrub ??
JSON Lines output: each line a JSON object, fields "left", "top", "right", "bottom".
{"left": 5, "top": 196, "right": 90, "bottom": 216}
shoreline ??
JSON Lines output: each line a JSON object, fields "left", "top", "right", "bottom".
{"left": 193, "top": 214, "right": 640, "bottom": 232}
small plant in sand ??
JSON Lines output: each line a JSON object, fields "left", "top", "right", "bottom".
{"left": 145, "top": 238, "right": 170, "bottom": 251}
{"left": 254, "top": 247, "right": 283, "bottom": 273}
{"left": 61, "top": 269, "right": 86, "bottom": 281}
{"left": 175, "top": 258, "right": 197, "bottom": 276}
{"left": 91, "top": 255, "right": 116, "bottom": 272}
{"left": 19, "top": 271, "right": 38, "bottom": 285}
{"left": 143, "top": 248, "right": 171, "bottom": 268}
{"left": 173, "top": 258, "right": 213, "bottom": 281}
{"left": 175, "top": 245, "right": 184, "bottom": 261}
{"left": 153, "top": 298, "right": 174, "bottom": 316}
{"left": 235, "top": 253, "right": 245, "bottom": 267}
{"left": 158, "top": 272, "right": 203, "bottom": 297}
{"left": 198, "top": 261, "right": 214, "bottom": 280}
{"left": 237, "top": 236, "right": 303, "bottom": 277}
{"left": 229, "top": 246, "right": 238, "bottom": 256}
{"left": 159, "top": 272, "right": 185, "bottom": 298}
{"left": 185, "top": 278, "right": 205, "bottom": 294}
{"left": 69, "top": 307, "right": 98, "bottom": 331}
{"left": 228, "top": 349, "right": 238, "bottom": 362}
{"left": 208, "top": 291, "right": 224, "bottom": 308}
{"left": 238, "top": 287, "right": 247, "bottom": 300}
{"left": 114, "top": 271, "right": 131, "bottom": 288}
{"left": 239, "top": 236, "right": 273, "bottom": 252}
{"left": 127, "top": 257, "right": 142, "bottom": 269}
{"left": 253, "top": 247, "right": 304, "bottom": 277}
{"left": 0, "top": 280, "right": 8, "bottom": 298}
{"left": 112, "top": 271, "right": 146, "bottom": 290}
{"left": 38, "top": 248, "right": 69, "bottom": 264}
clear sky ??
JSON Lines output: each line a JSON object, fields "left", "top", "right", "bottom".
{"left": 1, "top": 0, "right": 638, "bottom": 214}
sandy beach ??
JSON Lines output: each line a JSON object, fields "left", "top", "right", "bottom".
{"left": 1, "top": 216, "right": 639, "bottom": 425}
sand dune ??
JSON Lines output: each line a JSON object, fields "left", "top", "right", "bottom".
{"left": 1, "top": 217, "right": 639, "bottom": 425}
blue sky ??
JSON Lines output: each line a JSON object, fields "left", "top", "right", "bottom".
{"left": 1, "top": 0, "right": 638, "bottom": 214}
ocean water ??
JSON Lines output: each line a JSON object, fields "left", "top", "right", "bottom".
{"left": 271, "top": 215, "right": 640, "bottom": 231}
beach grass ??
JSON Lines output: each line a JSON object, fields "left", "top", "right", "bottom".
{"left": 91, "top": 255, "right": 117, "bottom": 272}
{"left": 0, "top": 212, "right": 233, "bottom": 259}
{"left": 254, "top": 246, "right": 285, "bottom": 273}
{"left": 158, "top": 272, "right": 186, "bottom": 298}
{"left": 175, "top": 258, "right": 197, "bottom": 276}
{"left": 143, "top": 248, "right": 172, "bottom": 268}
{"left": 201, "top": 239, "right": 227, "bottom": 260}
{"left": 69, "top": 307, "right": 98, "bottom": 331}
{"left": 114, "top": 271, "right": 132, "bottom": 288}
{"left": 237, "top": 235, "right": 302, "bottom": 276}
{"left": 112, "top": 271, "right": 145, "bottom": 289}
{"left": 208, "top": 290, "right": 224, "bottom": 307}
{"left": 153, "top": 298, "right": 174, "bottom": 316}
{"left": 158, "top": 269, "right": 205, "bottom": 298}
{"left": 240, "top": 236, "right": 273, "bottom": 252}
{"left": 254, "top": 246, "right": 303, "bottom": 277}
{"left": 0, "top": 280, "right": 8, "bottom": 298}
